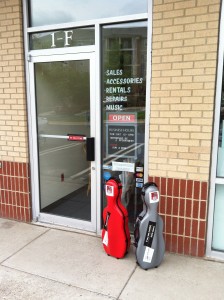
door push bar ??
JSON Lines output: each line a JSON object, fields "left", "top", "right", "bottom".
{"left": 38, "top": 133, "right": 95, "bottom": 161}
{"left": 67, "top": 134, "right": 95, "bottom": 162}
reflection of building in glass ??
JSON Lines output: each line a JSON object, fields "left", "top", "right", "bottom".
{"left": 103, "top": 27, "right": 147, "bottom": 78}
{"left": 103, "top": 25, "right": 147, "bottom": 111}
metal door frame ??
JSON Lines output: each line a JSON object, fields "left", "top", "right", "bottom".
{"left": 28, "top": 49, "right": 99, "bottom": 232}
{"left": 206, "top": 1, "right": 224, "bottom": 260}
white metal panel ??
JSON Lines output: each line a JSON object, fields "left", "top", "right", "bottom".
{"left": 94, "top": 23, "right": 102, "bottom": 235}
{"left": 206, "top": 0, "right": 224, "bottom": 260}
{"left": 29, "top": 46, "right": 95, "bottom": 58}
{"left": 27, "top": 60, "right": 41, "bottom": 221}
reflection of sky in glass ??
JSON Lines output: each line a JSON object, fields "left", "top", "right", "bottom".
{"left": 30, "top": 0, "right": 148, "bottom": 26}
{"left": 104, "top": 21, "right": 147, "bottom": 29}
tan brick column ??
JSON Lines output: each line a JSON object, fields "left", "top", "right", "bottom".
{"left": 0, "top": 0, "right": 31, "bottom": 221}
{"left": 149, "top": 0, "right": 220, "bottom": 256}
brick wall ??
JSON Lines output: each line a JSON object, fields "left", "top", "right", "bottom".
{"left": 0, "top": 0, "right": 31, "bottom": 221}
{"left": 150, "top": 0, "right": 220, "bottom": 181}
{"left": 150, "top": 0, "right": 221, "bottom": 256}
{"left": 150, "top": 176, "right": 208, "bottom": 256}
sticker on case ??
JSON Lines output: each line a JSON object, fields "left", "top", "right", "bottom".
{"left": 105, "top": 185, "right": 114, "bottom": 196}
{"left": 150, "top": 191, "right": 159, "bottom": 203}
{"left": 143, "top": 247, "right": 154, "bottom": 263}
{"left": 103, "top": 231, "right": 108, "bottom": 246}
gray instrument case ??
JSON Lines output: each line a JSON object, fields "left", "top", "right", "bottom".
{"left": 134, "top": 182, "right": 165, "bottom": 270}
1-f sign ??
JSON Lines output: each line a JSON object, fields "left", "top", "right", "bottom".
{"left": 51, "top": 30, "right": 73, "bottom": 48}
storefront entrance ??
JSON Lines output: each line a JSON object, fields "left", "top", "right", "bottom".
{"left": 29, "top": 51, "right": 98, "bottom": 231}
{"left": 24, "top": 0, "right": 150, "bottom": 234}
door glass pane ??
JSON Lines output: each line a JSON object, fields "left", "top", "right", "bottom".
{"left": 35, "top": 60, "right": 91, "bottom": 221}
{"left": 212, "top": 184, "right": 224, "bottom": 251}
{"left": 29, "top": 0, "right": 148, "bottom": 27}
{"left": 217, "top": 75, "right": 224, "bottom": 177}
{"left": 101, "top": 21, "right": 147, "bottom": 231}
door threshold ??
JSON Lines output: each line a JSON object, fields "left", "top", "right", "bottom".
{"left": 31, "top": 220, "right": 100, "bottom": 238}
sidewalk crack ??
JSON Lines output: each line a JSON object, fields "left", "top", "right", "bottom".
{"left": 117, "top": 264, "right": 137, "bottom": 300}
{"left": 0, "top": 228, "right": 51, "bottom": 265}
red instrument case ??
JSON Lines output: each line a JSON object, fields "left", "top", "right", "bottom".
{"left": 102, "top": 178, "right": 130, "bottom": 258}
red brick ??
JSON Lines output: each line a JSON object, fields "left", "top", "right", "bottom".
{"left": 173, "top": 197, "right": 179, "bottom": 215}
{"left": 177, "top": 236, "right": 184, "bottom": 254}
{"left": 186, "top": 180, "right": 193, "bottom": 199}
{"left": 2, "top": 162, "right": 7, "bottom": 175}
{"left": 154, "top": 176, "right": 161, "bottom": 189}
{"left": 24, "top": 193, "right": 30, "bottom": 208}
{"left": 6, "top": 162, "right": 11, "bottom": 176}
{"left": 193, "top": 200, "right": 199, "bottom": 219}
{"left": 193, "top": 181, "right": 200, "bottom": 200}
{"left": 201, "top": 182, "right": 208, "bottom": 200}
{"left": 5, "top": 205, "right": 10, "bottom": 218}
{"left": 200, "top": 201, "right": 207, "bottom": 220}
{"left": 25, "top": 208, "right": 31, "bottom": 222}
{"left": 165, "top": 234, "right": 172, "bottom": 252}
{"left": 171, "top": 235, "right": 178, "bottom": 253}
{"left": 178, "top": 217, "right": 184, "bottom": 235}
{"left": 198, "top": 240, "right": 205, "bottom": 257}
{"left": 166, "top": 197, "right": 172, "bottom": 215}
{"left": 173, "top": 179, "right": 180, "bottom": 197}
{"left": 17, "top": 206, "right": 22, "bottom": 221}
{"left": 148, "top": 175, "right": 154, "bottom": 182}
{"left": 180, "top": 179, "right": 187, "bottom": 198}
{"left": 186, "top": 199, "right": 192, "bottom": 218}
{"left": 184, "top": 237, "right": 190, "bottom": 255}
{"left": 1, "top": 190, "right": 5, "bottom": 203}
{"left": 167, "top": 178, "right": 173, "bottom": 196}
{"left": 20, "top": 193, "right": 25, "bottom": 207}
{"left": 192, "top": 219, "right": 198, "bottom": 238}
{"left": 159, "top": 196, "right": 166, "bottom": 214}
{"left": 172, "top": 217, "right": 178, "bottom": 234}
{"left": 14, "top": 162, "right": 19, "bottom": 176}
{"left": 16, "top": 192, "right": 20, "bottom": 206}
{"left": 166, "top": 215, "right": 172, "bottom": 233}
{"left": 1, "top": 204, "right": 6, "bottom": 217}
{"left": 19, "top": 163, "right": 23, "bottom": 177}
{"left": 190, "top": 238, "right": 198, "bottom": 256}
{"left": 179, "top": 198, "right": 185, "bottom": 217}
{"left": 161, "top": 177, "right": 167, "bottom": 195}
{"left": 199, "top": 220, "right": 206, "bottom": 239}
{"left": 185, "top": 219, "right": 191, "bottom": 236}
{"left": 24, "top": 178, "right": 29, "bottom": 193}
{"left": 8, "top": 191, "right": 12, "bottom": 205}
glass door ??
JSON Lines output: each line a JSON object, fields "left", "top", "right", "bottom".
{"left": 29, "top": 52, "right": 96, "bottom": 231}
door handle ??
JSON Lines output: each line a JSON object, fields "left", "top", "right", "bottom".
{"left": 86, "top": 137, "right": 95, "bottom": 161}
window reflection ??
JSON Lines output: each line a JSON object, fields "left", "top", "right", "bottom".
{"left": 35, "top": 61, "right": 91, "bottom": 221}
{"left": 29, "top": 0, "right": 148, "bottom": 27}
{"left": 212, "top": 185, "right": 224, "bottom": 251}
{"left": 101, "top": 21, "right": 147, "bottom": 231}
{"left": 217, "top": 67, "right": 224, "bottom": 177}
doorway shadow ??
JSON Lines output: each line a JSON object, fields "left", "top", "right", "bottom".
{"left": 41, "top": 185, "right": 91, "bottom": 221}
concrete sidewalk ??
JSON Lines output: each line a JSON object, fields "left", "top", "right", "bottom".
{"left": 0, "top": 218, "right": 224, "bottom": 300}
